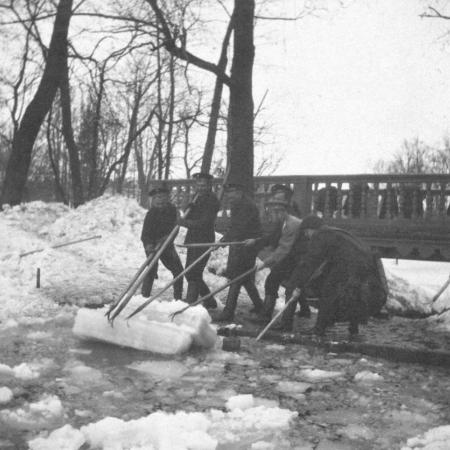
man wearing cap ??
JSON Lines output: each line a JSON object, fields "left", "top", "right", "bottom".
{"left": 214, "top": 183, "right": 264, "bottom": 322}
{"left": 270, "top": 184, "right": 301, "bottom": 217}
{"left": 141, "top": 183, "right": 184, "bottom": 299}
{"left": 283, "top": 215, "right": 388, "bottom": 336}
{"left": 178, "top": 172, "right": 220, "bottom": 308}
{"left": 247, "top": 193, "right": 302, "bottom": 322}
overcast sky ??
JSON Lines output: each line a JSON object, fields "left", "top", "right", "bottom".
{"left": 250, "top": 0, "right": 450, "bottom": 175}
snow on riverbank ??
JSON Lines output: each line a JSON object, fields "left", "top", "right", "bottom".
{"left": 1, "top": 195, "right": 450, "bottom": 325}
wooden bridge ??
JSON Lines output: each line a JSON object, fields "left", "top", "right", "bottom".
{"left": 161, "top": 174, "right": 450, "bottom": 262}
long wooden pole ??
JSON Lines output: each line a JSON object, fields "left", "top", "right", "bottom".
{"left": 255, "top": 290, "right": 301, "bottom": 341}
{"left": 170, "top": 266, "right": 257, "bottom": 320}
{"left": 20, "top": 235, "right": 102, "bottom": 257}
{"left": 176, "top": 241, "right": 244, "bottom": 248}
{"left": 125, "top": 247, "right": 214, "bottom": 320}
{"left": 432, "top": 275, "right": 450, "bottom": 303}
{"left": 107, "top": 225, "right": 180, "bottom": 322}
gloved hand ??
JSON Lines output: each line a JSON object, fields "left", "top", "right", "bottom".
{"left": 255, "top": 259, "right": 265, "bottom": 271}
{"left": 244, "top": 238, "right": 256, "bottom": 247}
{"left": 292, "top": 287, "right": 302, "bottom": 298}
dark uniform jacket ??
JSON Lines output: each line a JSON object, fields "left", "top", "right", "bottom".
{"left": 222, "top": 195, "right": 262, "bottom": 278}
{"left": 141, "top": 204, "right": 177, "bottom": 248}
{"left": 183, "top": 192, "right": 220, "bottom": 244}
{"left": 288, "top": 226, "right": 387, "bottom": 326}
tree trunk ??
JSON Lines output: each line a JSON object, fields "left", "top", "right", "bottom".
{"left": 227, "top": 0, "right": 254, "bottom": 194}
{"left": 60, "top": 54, "right": 84, "bottom": 207}
{"left": 1, "top": 0, "right": 73, "bottom": 206}
{"left": 201, "top": 16, "right": 234, "bottom": 174}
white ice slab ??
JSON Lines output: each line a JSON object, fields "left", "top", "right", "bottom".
{"left": 73, "top": 299, "right": 217, "bottom": 355}
{"left": 73, "top": 308, "right": 193, "bottom": 355}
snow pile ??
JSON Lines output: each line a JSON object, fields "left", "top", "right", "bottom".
{"left": 28, "top": 394, "right": 297, "bottom": 450}
{"left": 384, "top": 260, "right": 450, "bottom": 318}
{"left": 401, "top": 424, "right": 450, "bottom": 449}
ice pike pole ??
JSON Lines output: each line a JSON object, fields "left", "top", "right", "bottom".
{"left": 170, "top": 266, "right": 258, "bottom": 321}
{"left": 106, "top": 225, "right": 180, "bottom": 323}
{"left": 255, "top": 260, "right": 329, "bottom": 341}
{"left": 125, "top": 246, "right": 215, "bottom": 320}
{"left": 176, "top": 241, "right": 245, "bottom": 248}
{"left": 255, "top": 290, "right": 302, "bottom": 341}
{"left": 20, "top": 235, "right": 102, "bottom": 258}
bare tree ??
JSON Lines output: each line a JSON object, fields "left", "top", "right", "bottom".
{"left": 1, "top": 0, "right": 73, "bottom": 206}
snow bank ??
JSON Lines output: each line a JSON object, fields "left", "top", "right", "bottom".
{"left": 28, "top": 394, "right": 297, "bottom": 450}
{"left": 384, "top": 260, "right": 450, "bottom": 317}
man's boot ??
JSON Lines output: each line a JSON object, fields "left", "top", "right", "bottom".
{"left": 185, "top": 282, "right": 199, "bottom": 304}
{"left": 198, "top": 281, "right": 217, "bottom": 309}
{"left": 250, "top": 295, "right": 276, "bottom": 323}
{"left": 214, "top": 283, "right": 240, "bottom": 322}
{"left": 141, "top": 276, "right": 154, "bottom": 298}
{"left": 295, "top": 292, "right": 311, "bottom": 317}
{"left": 272, "top": 299, "right": 296, "bottom": 332}
{"left": 243, "top": 281, "right": 264, "bottom": 314}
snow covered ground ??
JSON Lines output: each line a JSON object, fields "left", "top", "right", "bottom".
{"left": 0, "top": 195, "right": 449, "bottom": 449}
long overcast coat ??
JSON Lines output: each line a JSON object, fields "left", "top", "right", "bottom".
{"left": 288, "top": 226, "right": 387, "bottom": 331}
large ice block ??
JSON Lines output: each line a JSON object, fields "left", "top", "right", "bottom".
{"left": 72, "top": 299, "right": 217, "bottom": 354}
{"left": 73, "top": 308, "right": 193, "bottom": 355}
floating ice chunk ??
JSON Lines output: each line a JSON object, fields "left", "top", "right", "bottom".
{"left": 0, "top": 363, "right": 14, "bottom": 377}
{"left": 27, "top": 331, "right": 53, "bottom": 340}
{"left": 28, "top": 424, "right": 85, "bottom": 450}
{"left": 277, "top": 381, "right": 313, "bottom": 394}
{"left": 13, "top": 362, "right": 39, "bottom": 380}
{"left": 226, "top": 394, "right": 254, "bottom": 411}
{"left": 81, "top": 412, "right": 216, "bottom": 450}
{"left": 354, "top": 371, "right": 384, "bottom": 383}
{"left": 1, "top": 394, "right": 64, "bottom": 430}
{"left": 0, "top": 386, "right": 13, "bottom": 404}
{"left": 299, "top": 368, "right": 344, "bottom": 382}
{"left": 1, "top": 319, "right": 18, "bottom": 329}
{"left": 265, "top": 344, "right": 285, "bottom": 351}
{"left": 402, "top": 424, "right": 450, "bottom": 450}
{"left": 127, "top": 360, "right": 188, "bottom": 380}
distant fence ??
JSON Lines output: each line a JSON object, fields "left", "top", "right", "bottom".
{"left": 164, "top": 174, "right": 450, "bottom": 262}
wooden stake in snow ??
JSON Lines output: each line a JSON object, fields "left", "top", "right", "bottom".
{"left": 36, "top": 268, "right": 41, "bottom": 288}
{"left": 20, "top": 235, "right": 102, "bottom": 257}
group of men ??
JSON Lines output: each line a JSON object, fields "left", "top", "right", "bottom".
{"left": 140, "top": 172, "right": 388, "bottom": 337}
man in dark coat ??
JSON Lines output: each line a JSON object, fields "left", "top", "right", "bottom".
{"left": 141, "top": 183, "right": 183, "bottom": 299}
{"left": 178, "top": 172, "right": 220, "bottom": 308}
{"left": 282, "top": 215, "right": 388, "bottom": 335}
{"left": 214, "top": 183, "right": 264, "bottom": 322}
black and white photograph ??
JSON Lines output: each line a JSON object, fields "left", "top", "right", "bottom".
{"left": 0, "top": 0, "right": 449, "bottom": 449}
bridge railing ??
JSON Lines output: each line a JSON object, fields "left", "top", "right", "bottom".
{"left": 161, "top": 174, "right": 450, "bottom": 261}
